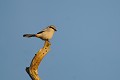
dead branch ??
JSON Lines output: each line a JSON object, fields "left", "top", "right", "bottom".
{"left": 26, "top": 41, "right": 51, "bottom": 80}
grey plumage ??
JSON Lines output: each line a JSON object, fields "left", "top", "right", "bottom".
{"left": 23, "top": 25, "right": 57, "bottom": 41}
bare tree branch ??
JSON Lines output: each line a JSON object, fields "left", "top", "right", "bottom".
{"left": 26, "top": 41, "right": 51, "bottom": 80}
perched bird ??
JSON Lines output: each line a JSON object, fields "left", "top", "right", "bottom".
{"left": 23, "top": 25, "right": 57, "bottom": 41}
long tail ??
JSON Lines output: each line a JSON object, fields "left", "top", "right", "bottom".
{"left": 23, "top": 34, "right": 36, "bottom": 38}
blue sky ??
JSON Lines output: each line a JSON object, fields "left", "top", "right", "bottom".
{"left": 0, "top": 0, "right": 120, "bottom": 80}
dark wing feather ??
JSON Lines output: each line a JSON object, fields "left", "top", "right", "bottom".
{"left": 37, "top": 27, "right": 48, "bottom": 34}
{"left": 37, "top": 31, "right": 44, "bottom": 34}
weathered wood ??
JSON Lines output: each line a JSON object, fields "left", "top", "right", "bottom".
{"left": 26, "top": 41, "right": 51, "bottom": 80}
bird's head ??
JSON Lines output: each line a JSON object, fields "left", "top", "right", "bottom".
{"left": 48, "top": 25, "right": 57, "bottom": 31}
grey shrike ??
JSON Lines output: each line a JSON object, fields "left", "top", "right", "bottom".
{"left": 23, "top": 25, "right": 57, "bottom": 41}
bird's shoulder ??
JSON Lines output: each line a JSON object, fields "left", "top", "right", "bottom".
{"left": 37, "top": 27, "right": 48, "bottom": 34}
{"left": 37, "top": 31, "right": 45, "bottom": 34}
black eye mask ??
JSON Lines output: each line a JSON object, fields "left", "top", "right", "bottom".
{"left": 49, "top": 26, "right": 57, "bottom": 31}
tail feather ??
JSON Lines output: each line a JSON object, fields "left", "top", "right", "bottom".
{"left": 23, "top": 34, "right": 36, "bottom": 38}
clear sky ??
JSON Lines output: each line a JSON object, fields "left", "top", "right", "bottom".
{"left": 0, "top": 0, "right": 120, "bottom": 80}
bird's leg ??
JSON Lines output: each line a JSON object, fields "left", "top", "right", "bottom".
{"left": 45, "top": 39, "right": 50, "bottom": 43}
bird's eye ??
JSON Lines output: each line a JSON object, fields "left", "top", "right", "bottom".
{"left": 49, "top": 25, "right": 57, "bottom": 31}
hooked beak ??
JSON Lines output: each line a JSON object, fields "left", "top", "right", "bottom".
{"left": 55, "top": 29, "right": 57, "bottom": 31}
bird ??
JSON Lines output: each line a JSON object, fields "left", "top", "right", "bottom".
{"left": 23, "top": 25, "right": 57, "bottom": 41}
